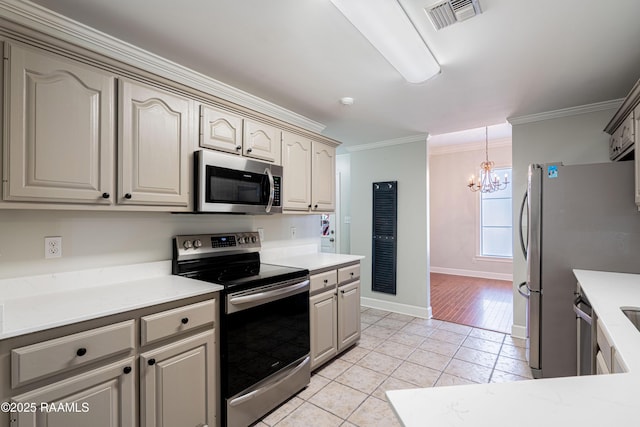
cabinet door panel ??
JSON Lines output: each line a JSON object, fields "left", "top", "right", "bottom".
{"left": 338, "top": 280, "right": 361, "bottom": 351}
{"left": 310, "top": 290, "right": 337, "bottom": 370}
{"left": 140, "top": 330, "right": 215, "bottom": 427}
{"left": 11, "top": 358, "right": 135, "bottom": 427}
{"left": 200, "top": 104, "right": 243, "bottom": 155}
{"left": 119, "top": 80, "right": 191, "bottom": 207}
{"left": 243, "top": 120, "right": 281, "bottom": 164}
{"left": 311, "top": 141, "right": 336, "bottom": 211}
{"left": 282, "top": 132, "right": 312, "bottom": 210}
{"left": 5, "top": 43, "right": 114, "bottom": 203}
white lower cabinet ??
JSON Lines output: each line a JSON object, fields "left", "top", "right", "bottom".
{"left": 140, "top": 330, "right": 215, "bottom": 427}
{"left": 309, "top": 263, "right": 361, "bottom": 370}
{"left": 337, "top": 280, "right": 361, "bottom": 351}
{"left": 11, "top": 357, "right": 136, "bottom": 427}
{"left": 310, "top": 289, "right": 338, "bottom": 369}
{"left": 1, "top": 296, "right": 218, "bottom": 427}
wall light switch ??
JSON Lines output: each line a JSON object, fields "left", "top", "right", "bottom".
{"left": 290, "top": 227, "right": 297, "bottom": 239}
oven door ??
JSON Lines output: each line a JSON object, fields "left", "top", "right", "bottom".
{"left": 195, "top": 149, "right": 282, "bottom": 214}
{"left": 223, "top": 278, "right": 310, "bottom": 427}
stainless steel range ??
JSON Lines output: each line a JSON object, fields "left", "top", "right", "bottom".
{"left": 172, "top": 232, "right": 310, "bottom": 427}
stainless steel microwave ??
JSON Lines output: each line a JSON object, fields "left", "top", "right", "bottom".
{"left": 195, "top": 150, "right": 282, "bottom": 214}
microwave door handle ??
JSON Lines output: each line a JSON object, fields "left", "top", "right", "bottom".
{"left": 265, "top": 168, "right": 275, "bottom": 213}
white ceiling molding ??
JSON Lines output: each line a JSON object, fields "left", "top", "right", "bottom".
{"left": 508, "top": 99, "right": 623, "bottom": 125}
{"left": 0, "top": 0, "right": 326, "bottom": 134}
{"left": 428, "top": 137, "right": 512, "bottom": 156}
{"left": 346, "top": 134, "right": 428, "bottom": 152}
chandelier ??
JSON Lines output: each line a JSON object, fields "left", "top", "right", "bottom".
{"left": 467, "top": 127, "right": 509, "bottom": 193}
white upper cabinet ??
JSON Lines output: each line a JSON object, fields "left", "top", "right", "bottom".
{"left": 119, "top": 80, "right": 192, "bottom": 207}
{"left": 311, "top": 141, "right": 336, "bottom": 212}
{"left": 281, "top": 132, "right": 336, "bottom": 213}
{"left": 282, "top": 131, "right": 312, "bottom": 211}
{"left": 4, "top": 43, "right": 115, "bottom": 204}
{"left": 200, "top": 104, "right": 243, "bottom": 155}
{"left": 243, "top": 119, "right": 281, "bottom": 164}
{"left": 199, "top": 104, "right": 282, "bottom": 164}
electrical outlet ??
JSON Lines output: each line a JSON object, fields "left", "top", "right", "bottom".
{"left": 45, "top": 236, "right": 62, "bottom": 259}
{"left": 257, "top": 228, "right": 265, "bottom": 242}
{"left": 290, "top": 227, "right": 297, "bottom": 239}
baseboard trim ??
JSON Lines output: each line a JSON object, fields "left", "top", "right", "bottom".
{"left": 511, "top": 324, "right": 527, "bottom": 340}
{"left": 430, "top": 266, "right": 513, "bottom": 282}
{"left": 361, "top": 297, "right": 432, "bottom": 319}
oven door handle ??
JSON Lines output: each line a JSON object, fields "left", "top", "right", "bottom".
{"left": 229, "top": 279, "right": 310, "bottom": 307}
{"left": 228, "top": 356, "right": 310, "bottom": 407}
{"left": 265, "top": 167, "right": 275, "bottom": 213}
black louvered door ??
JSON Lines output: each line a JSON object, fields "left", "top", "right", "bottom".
{"left": 372, "top": 181, "right": 397, "bottom": 294}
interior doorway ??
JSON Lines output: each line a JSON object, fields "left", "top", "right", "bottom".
{"left": 428, "top": 124, "right": 514, "bottom": 333}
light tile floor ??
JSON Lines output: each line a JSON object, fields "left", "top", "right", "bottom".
{"left": 256, "top": 307, "right": 532, "bottom": 427}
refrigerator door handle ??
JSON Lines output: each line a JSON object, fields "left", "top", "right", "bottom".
{"left": 517, "top": 281, "right": 530, "bottom": 299}
{"left": 518, "top": 191, "right": 529, "bottom": 258}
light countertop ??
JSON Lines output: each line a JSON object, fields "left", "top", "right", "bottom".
{"left": 0, "top": 261, "right": 222, "bottom": 340}
{"left": 387, "top": 269, "right": 640, "bottom": 426}
{"left": 264, "top": 253, "right": 364, "bottom": 273}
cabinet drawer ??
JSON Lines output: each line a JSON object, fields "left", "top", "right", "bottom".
{"left": 12, "top": 320, "right": 135, "bottom": 388}
{"left": 613, "top": 348, "right": 627, "bottom": 373}
{"left": 310, "top": 270, "right": 338, "bottom": 293}
{"left": 596, "top": 320, "right": 613, "bottom": 372}
{"left": 595, "top": 350, "right": 610, "bottom": 375}
{"left": 141, "top": 299, "right": 215, "bottom": 346}
{"left": 338, "top": 264, "right": 360, "bottom": 284}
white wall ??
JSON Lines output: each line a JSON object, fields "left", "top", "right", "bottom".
{"left": 349, "top": 140, "right": 430, "bottom": 318}
{"left": 336, "top": 153, "right": 351, "bottom": 253}
{"left": 429, "top": 142, "right": 512, "bottom": 280}
{"left": 510, "top": 107, "right": 615, "bottom": 337}
{"left": 0, "top": 210, "right": 320, "bottom": 280}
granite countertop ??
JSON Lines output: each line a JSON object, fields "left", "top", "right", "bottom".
{"left": 0, "top": 261, "right": 222, "bottom": 340}
{"left": 387, "top": 269, "right": 640, "bottom": 426}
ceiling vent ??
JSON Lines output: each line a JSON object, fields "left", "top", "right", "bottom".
{"left": 425, "top": 0, "right": 482, "bottom": 30}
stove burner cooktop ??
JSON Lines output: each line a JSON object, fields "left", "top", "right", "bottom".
{"left": 172, "top": 232, "right": 308, "bottom": 291}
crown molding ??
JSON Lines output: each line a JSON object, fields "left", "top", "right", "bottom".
{"left": 428, "top": 137, "right": 512, "bottom": 156}
{"left": 507, "top": 99, "right": 623, "bottom": 125}
{"left": 346, "top": 134, "right": 428, "bottom": 152}
{"left": 0, "top": 0, "right": 326, "bottom": 134}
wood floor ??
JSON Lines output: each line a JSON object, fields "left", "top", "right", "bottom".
{"left": 430, "top": 273, "right": 513, "bottom": 334}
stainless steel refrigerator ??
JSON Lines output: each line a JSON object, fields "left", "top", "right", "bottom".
{"left": 518, "top": 161, "right": 640, "bottom": 379}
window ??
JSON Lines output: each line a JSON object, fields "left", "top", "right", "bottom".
{"left": 480, "top": 167, "right": 513, "bottom": 258}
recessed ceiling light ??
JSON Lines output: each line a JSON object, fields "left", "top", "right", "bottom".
{"left": 340, "top": 97, "right": 355, "bottom": 106}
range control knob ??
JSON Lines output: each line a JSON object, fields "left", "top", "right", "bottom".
{"left": 183, "top": 240, "right": 193, "bottom": 250}
{"left": 251, "top": 236, "right": 257, "bottom": 243}
{"left": 193, "top": 239, "right": 202, "bottom": 248}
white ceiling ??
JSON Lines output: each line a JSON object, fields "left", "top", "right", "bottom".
{"left": 25, "top": 0, "right": 640, "bottom": 149}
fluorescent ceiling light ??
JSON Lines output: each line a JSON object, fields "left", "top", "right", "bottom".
{"left": 330, "top": 0, "right": 440, "bottom": 83}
